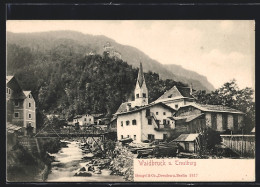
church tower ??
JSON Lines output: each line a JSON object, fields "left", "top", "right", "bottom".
{"left": 134, "top": 63, "right": 148, "bottom": 107}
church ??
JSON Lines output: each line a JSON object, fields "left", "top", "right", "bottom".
{"left": 115, "top": 63, "right": 177, "bottom": 143}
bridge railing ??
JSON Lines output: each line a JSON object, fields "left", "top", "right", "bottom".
{"left": 36, "top": 126, "right": 106, "bottom": 135}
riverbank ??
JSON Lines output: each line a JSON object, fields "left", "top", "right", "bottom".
{"left": 6, "top": 138, "right": 66, "bottom": 182}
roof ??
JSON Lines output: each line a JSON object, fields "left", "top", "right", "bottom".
{"left": 180, "top": 103, "right": 244, "bottom": 114}
{"left": 6, "top": 76, "right": 27, "bottom": 99}
{"left": 115, "top": 102, "right": 176, "bottom": 115}
{"left": 110, "top": 116, "right": 117, "bottom": 122}
{"left": 91, "top": 113, "right": 105, "bottom": 118}
{"left": 173, "top": 133, "right": 200, "bottom": 142}
{"left": 137, "top": 63, "right": 145, "bottom": 87}
{"left": 173, "top": 113, "right": 205, "bottom": 122}
{"left": 155, "top": 86, "right": 194, "bottom": 102}
{"left": 7, "top": 123, "right": 22, "bottom": 133}
{"left": 6, "top": 76, "right": 14, "bottom": 84}
{"left": 23, "top": 91, "right": 31, "bottom": 97}
{"left": 73, "top": 115, "right": 82, "bottom": 119}
{"left": 251, "top": 127, "right": 255, "bottom": 133}
{"left": 115, "top": 102, "right": 131, "bottom": 114}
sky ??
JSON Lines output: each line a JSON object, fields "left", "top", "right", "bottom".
{"left": 6, "top": 20, "right": 255, "bottom": 90}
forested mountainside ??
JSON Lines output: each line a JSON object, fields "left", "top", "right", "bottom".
{"left": 7, "top": 42, "right": 188, "bottom": 122}
{"left": 7, "top": 31, "right": 214, "bottom": 91}
{"left": 164, "top": 64, "right": 215, "bottom": 91}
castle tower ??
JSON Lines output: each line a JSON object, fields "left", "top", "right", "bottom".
{"left": 134, "top": 63, "right": 148, "bottom": 106}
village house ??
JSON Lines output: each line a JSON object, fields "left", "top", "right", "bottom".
{"left": 152, "top": 85, "right": 195, "bottom": 110}
{"left": 173, "top": 103, "right": 244, "bottom": 134}
{"left": 91, "top": 113, "right": 106, "bottom": 125}
{"left": 107, "top": 116, "right": 117, "bottom": 133}
{"left": 116, "top": 102, "right": 176, "bottom": 143}
{"left": 115, "top": 63, "right": 176, "bottom": 143}
{"left": 73, "top": 114, "right": 94, "bottom": 126}
{"left": 6, "top": 76, "right": 36, "bottom": 134}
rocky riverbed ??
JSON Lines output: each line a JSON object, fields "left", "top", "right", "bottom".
{"left": 47, "top": 140, "right": 126, "bottom": 182}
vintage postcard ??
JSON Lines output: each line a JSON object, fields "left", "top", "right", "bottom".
{"left": 6, "top": 20, "right": 255, "bottom": 182}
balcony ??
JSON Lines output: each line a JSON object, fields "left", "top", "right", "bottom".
{"left": 154, "top": 124, "right": 171, "bottom": 131}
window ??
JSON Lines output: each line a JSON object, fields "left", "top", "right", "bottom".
{"left": 175, "top": 104, "right": 178, "bottom": 109}
{"left": 126, "top": 120, "right": 130, "bottom": 126}
{"left": 84, "top": 118, "right": 86, "bottom": 121}
{"left": 134, "top": 135, "right": 136, "bottom": 140}
{"left": 233, "top": 114, "right": 238, "bottom": 131}
{"left": 148, "top": 134, "right": 155, "bottom": 140}
{"left": 14, "top": 100, "right": 19, "bottom": 107}
{"left": 163, "top": 112, "right": 166, "bottom": 115}
{"left": 211, "top": 113, "right": 217, "bottom": 130}
{"left": 185, "top": 143, "right": 189, "bottom": 151}
{"left": 29, "top": 94, "right": 31, "bottom": 98}
{"left": 156, "top": 112, "right": 159, "bottom": 115}
{"left": 121, "top": 135, "right": 123, "bottom": 139}
{"left": 89, "top": 118, "right": 91, "bottom": 122}
{"left": 127, "top": 135, "right": 130, "bottom": 138}
{"left": 143, "top": 93, "right": 146, "bottom": 98}
{"left": 29, "top": 113, "right": 32, "bottom": 119}
{"left": 14, "top": 112, "right": 19, "bottom": 118}
{"left": 136, "top": 94, "right": 139, "bottom": 98}
{"left": 146, "top": 109, "right": 150, "bottom": 117}
{"left": 163, "top": 119, "right": 167, "bottom": 125}
{"left": 28, "top": 103, "right": 31, "bottom": 108}
{"left": 8, "top": 89, "right": 10, "bottom": 94}
{"left": 222, "top": 114, "right": 228, "bottom": 130}
{"left": 121, "top": 121, "right": 123, "bottom": 126}
{"left": 132, "top": 119, "right": 137, "bottom": 125}
{"left": 148, "top": 118, "right": 152, "bottom": 125}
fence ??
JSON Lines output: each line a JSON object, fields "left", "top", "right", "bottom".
{"left": 221, "top": 135, "right": 255, "bottom": 157}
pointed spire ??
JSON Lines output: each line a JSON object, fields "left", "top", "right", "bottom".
{"left": 137, "top": 62, "right": 144, "bottom": 87}
{"left": 190, "top": 83, "right": 193, "bottom": 95}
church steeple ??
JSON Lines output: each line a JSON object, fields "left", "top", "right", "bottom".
{"left": 134, "top": 62, "right": 148, "bottom": 106}
{"left": 137, "top": 63, "right": 144, "bottom": 87}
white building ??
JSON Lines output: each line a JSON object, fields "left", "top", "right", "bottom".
{"left": 116, "top": 102, "right": 176, "bottom": 143}
{"left": 152, "top": 85, "right": 195, "bottom": 110}
{"left": 73, "top": 114, "right": 94, "bottom": 126}
{"left": 115, "top": 63, "right": 176, "bottom": 143}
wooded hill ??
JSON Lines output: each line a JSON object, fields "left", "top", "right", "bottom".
{"left": 7, "top": 31, "right": 215, "bottom": 91}
{"left": 7, "top": 41, "right": 188, "bottom": 122}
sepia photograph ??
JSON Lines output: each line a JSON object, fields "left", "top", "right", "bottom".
{"left": 6, "top": 20, "right": 255, "bottom": 182}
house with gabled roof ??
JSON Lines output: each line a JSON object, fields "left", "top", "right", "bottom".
{"left": 115, "top": 63, "right": 177, "bottom": 143}
{"left": 152, "top": 85, "right": 195, "bottom": 110}
{"left": 6, "top": 76, "right": 36, "bottom": 134}
{"left": 173, "top": 103, "right": 244, "bottom": 134}
{"left": 73, "top": 114, "right": 94, "bottom": 126}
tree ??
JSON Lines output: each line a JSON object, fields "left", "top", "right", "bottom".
{"left": 199, "top": 127, "right": 222, "bottom": 157}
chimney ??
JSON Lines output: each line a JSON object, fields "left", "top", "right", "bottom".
{"left": 126, "top": 103, "right": 131, "bottom": 111}
{"left": 190, "top": 83, "right": 193, "bottom": 95}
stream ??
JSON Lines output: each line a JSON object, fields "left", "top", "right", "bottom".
{"left": 47, "top": 140, "right": 125, "bottom": 182}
